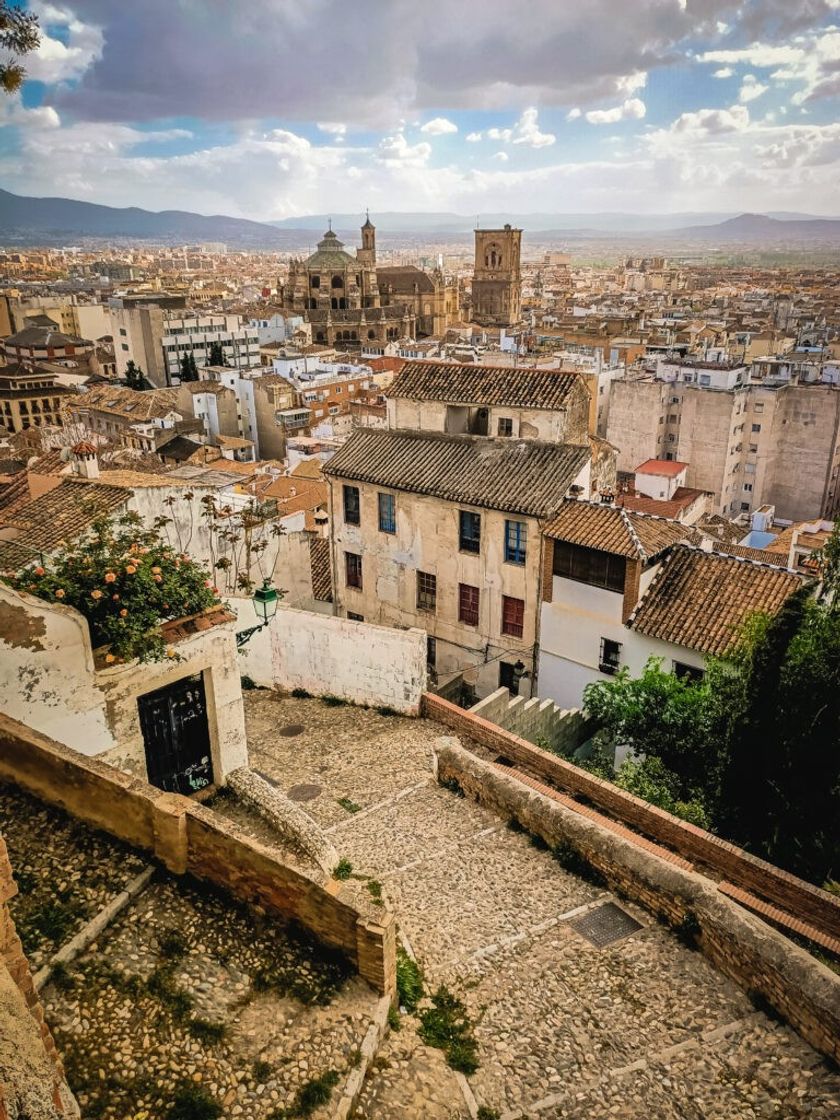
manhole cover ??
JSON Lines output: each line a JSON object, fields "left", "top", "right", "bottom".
{"left": 570, "top": 902, "right": 643, "bottom": 948}
{"left": 277, "top": 724, "right": 305, "bottom": 737}
{"left": 287, "top": 783, "right": 322, "bottom": 802}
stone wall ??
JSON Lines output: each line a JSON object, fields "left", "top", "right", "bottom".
{"left": 0, "top": 714, "right": 396, "bottom": 999}
{"left": 0, "top": 583, "right": 247, "bottom": 784}
{"left": 436, "top": 739, "right": 840, "bottom": 1064}
{"left": 0, "top": 836, "right": 76, "bottom": 1119}
{"left": 269, "top": 605, "right": 427, "bottom": 715}
{"left": 423, "top": 693, "right": 840, "bottom": 941}
{"left": 469, "top": 687, "right": 593, "bottom": 755}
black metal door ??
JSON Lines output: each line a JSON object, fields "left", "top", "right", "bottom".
{"left": 137, "top": 674, "right": 213, "bottom": 795}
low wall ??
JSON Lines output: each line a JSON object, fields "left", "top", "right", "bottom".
{"left": 470, "top": 687, "right": 593, "bottom": 754}
{"left": 0, "top": 714, "right": 395, "bottom": 998}
{"left": 423, "top": 693, "right": 840, "bottom": 941}
{"left": 436, "top": 740, "right": 840, "bottom": 1064}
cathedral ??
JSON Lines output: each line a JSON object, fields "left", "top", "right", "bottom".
{"left": 470, "top": 224, "right": 522, "bottom": 328}
{"left": 280, "top": 217, "right": 459, "bottom": 347}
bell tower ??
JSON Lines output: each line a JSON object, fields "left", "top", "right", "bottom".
{"left": 358, "top": 211, "right": 376, "bottom": 264}
{"left": 471, "top": 223, "right": 522, "bottom": 327}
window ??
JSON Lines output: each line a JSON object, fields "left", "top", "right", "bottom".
{"left": 416, "top": 571, "right": 437, "bottom": 612}
{"left": 740, "top": 502, "right": 750, "bottom": 511}
{"left": 121, "top": 343, "right": 129, "bottom": 352}
{"left": 751, "top": 423, "right": 761, "bottom": 433}
{"left": 501, "top": 595, "right": 525, "bottom": 638}
{"left": 497, "top": 417, "right": 513, "bottom": 437}
{"left": 459, "top": 510, "right": 481, "bottom": 553}
{"left": 743, "top": 483, "right": 753, "bottom": 492}
{"left": 668, "top": 414, "right": 678, "bottom": 423}
{"left": 119, "top": 327, "right": 127, "bottom": 336}
{"left": 345, "top": 551, "right": 363, "bottom": 589}
{"left": 458, "top": 583, "right": 480, "bottom": 626}
{"left": 348, "top": 611, "right": 364, "bottom": 622}
{"left": 553, "top": 541, "right": 626, "bottom": 593}
{"left": 754, "top": 402, "right": 765, "bottom": 413}
{"left": 343, "top": 484, "right": 360, "bottom": 525}
{"left": 599, "top": 638, "right": 621, "bottom": 675}
{"left": 673, "top": 661, "right": 704, "bottom": 684}
{"left": 749, "top": 443, "right": 758, "bottom": 453}
{"left": 378, "top": 492, "right": 396, "bottom": 533}
{"left": 504, "top": 519, "right": 527, "bottom": 565}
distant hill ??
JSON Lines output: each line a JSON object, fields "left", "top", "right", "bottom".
{"left": 670, "top": 212, "right": 840, "bottom": 243}
{"left": 0, "top": 189, "right": 302, "bottom": 248}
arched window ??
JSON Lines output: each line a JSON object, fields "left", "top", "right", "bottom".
{"left": 368, "top": 329, "right": 376, "bottom": 340}
{"left": 316, "top": 330, "right": 325, "bottom": 342}
{"left": 331, "top": 275, "right": 344, "bottom": 288}
{"left": 310, "top": 276, "right": 320, "bottom": 289}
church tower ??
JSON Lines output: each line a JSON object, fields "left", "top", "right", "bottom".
{"left": 471, "top": 223, "right": 522, "bottom": 327}
{"left": 356, "top": 212, "right": 379, "bottom": 307}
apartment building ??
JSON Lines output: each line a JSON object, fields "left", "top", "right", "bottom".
{"left": 323, "top": 361, "right": 597, "bottom": 698}
{"left": 607, "top": 363, "right": 840, "bottom": 521}
{"left": 0, "top": 365, "right": 74, "bottom": 434}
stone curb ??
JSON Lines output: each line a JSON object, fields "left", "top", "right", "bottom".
{"left": 33, "top": 865, "right": 155, "bottom": 992}
{"left": 331, "top": 993, "right": 392, "bottom": 1120}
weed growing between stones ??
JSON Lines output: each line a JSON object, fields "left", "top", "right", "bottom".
{"left": 12, "top": 867, "right": 37, "bottom": 894}
{"left": 147, "top": 964, "right": 194, "bottom": 1020}
{"left": 187, "top": 1017, "right": 228, "bottom": 1044}
{"left": 290, "top": 687, "right": 312, "bottom": 698}
{"left": 158, "top": 926, "right": 189, "bottom": 960}
{"left": 396, "top": 946, "right": 424, "bottom": 1012}
{"left": 268, "top": 1068, "right": 340, "bottom": 1117}
{"left": 387, "top": 1004, "right": 401, "bottom": 1031}
{"left": 337, "top": 797, "right": 362, "bottom": 814}
{"left": 17, "top": 893, "right": 85, "bottom": 954}
{"left": 348, "top": 1047, "right": 363, "bottom": 1067}
{"left": 253, "top": 1058, "right": 273, "bottom": 1082}
{"left": 165, "top": 1082, "right": 223, "bottom": 1120}
{"left": 322, "top": 694, "right": 347, "bottom": 707}
{"left": 366, "top": 879, "right": 384, "bottom": 905}
{"left": 418, "top": 986, "right": 480, "bottom": 1075}
{"left": 49, "top": 960, "right": 75, "bottom": 992}
{"left": 477, "top": 1108, "right": 501, "bottom": 1120}
{"left": 333, "top": 858, "right": 353, "bottom": 880}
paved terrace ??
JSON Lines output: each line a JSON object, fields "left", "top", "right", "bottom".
{"left": 241, "top": 692, "right": 840, "bottom": 1120}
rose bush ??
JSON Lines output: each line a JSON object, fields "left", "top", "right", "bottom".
{"left": 2, "top": 512, "right": 219, "bottom": 662}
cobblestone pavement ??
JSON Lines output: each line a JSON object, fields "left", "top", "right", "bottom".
{"left": 2, "top": 784, "right": 376, "bottom": 1120}
{"left": 0, "top": 783, "right": 148, "bottom": 969}
{"left": 244, "top": 692, "right": 840, "bottom": 1120}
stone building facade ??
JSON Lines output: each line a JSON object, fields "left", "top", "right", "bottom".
{"left": 471, "top": 225, "right": 522, "bottom": 327}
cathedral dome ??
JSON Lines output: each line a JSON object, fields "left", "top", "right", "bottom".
{"left": 304, "top": 229, "right": 356, "bottom": 270}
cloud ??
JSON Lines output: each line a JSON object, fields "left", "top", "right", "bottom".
{"left": 671, "top": 104, "right": 750, "bottom": 133}
{"left": 739, "top": 74, "right": 769, "bottom": 102}
{"left": 713, "top": 67, "right": 733, "bottom": 78}
{"left": 566, "top": 107, "right": 582, "bottom": 120}
{"left": 376, "top": 132, "right": 432, "bottom": 166}
{"left": 25, "top": 2, "right": 104, "bottom": 83}
{"left": 493, "top": 151, "right": 509, "bottom": 161}
{"left": 585, "top": 98, "right": 646, "bottom": 124}
{"left": 465, "top": 131, "right": 483, "bottom": 141}
{"left": 420, "top": 116, "right": 457, "bottom": 134}
{"left": 483, "top": 108, "right": 555, "bottom": 147}
{"left": 317, "top": 122, "right": 346, "bottom": 136}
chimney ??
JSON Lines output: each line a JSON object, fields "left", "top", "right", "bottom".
{"left": 71, "top": 440, "right": 100, "bottom": 480}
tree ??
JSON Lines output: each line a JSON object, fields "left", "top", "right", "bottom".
{"left": 180, "top": 352, "right": 198, "bottom": 382}
{"left": 0, "top": 2, "right": 40, "bottom": 94}
{"left": 2, "top": 512, "right": 219, "bottom": 662}
{"left": 124, "top": 360, "right": 145, "bottom": 390}
{"left": 208, "top": 342, "right": 226, "bottom": 367}
{"left": 816, "top": 519, "right": 840, "bottom": 612}
{"left": 188, "top": 352, "right": 199, "bottom": 378}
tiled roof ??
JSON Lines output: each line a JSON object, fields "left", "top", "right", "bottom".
{"left": 0, "top": 472, "right": 32, "bottom": 516}
{"left": 710, "top": 541, "right": 790, "bottom": 566}
{"left": 28, "top": 450, "right": 69, "bottom": 476}
{"left": 543, "top": 499, "right": 689, "bottom": 560}
{"left": 74, "top": 384, "right": 180, "bottom": 421}
{"left": 1, "top": 478, "right": 129, "bottom": 553}
{"left": 323, "top": 428, "right": 589, "bottom": 517}
{"left": 309, "top": 536, "right": 333, "bottom": 602}
{"left": 5, "top": 326, "right": 89, "bottom": 348}
{"left": 616, "top": 486, "right": 708, "bottom": 519}
{"left": 0, "top": 538, "right": 40, "bottom": 572}
{"left": 627, "top": 546, "right": 806, "bottom": 655}
{"left": 387, "top": 361, "right": 582, "bottom": 409}
{"left": 634, "top": 458, "right": 688, "bottom": 477}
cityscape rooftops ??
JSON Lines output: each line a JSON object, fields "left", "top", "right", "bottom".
{"left": 544, "top": 498, "right": 689, "bottom": 561}
{"left": 387, "top": 360, "right": 582, "bottom": 409}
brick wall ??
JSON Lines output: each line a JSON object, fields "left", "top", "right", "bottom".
{"left": 436, "top": 740, "right": 840, "bottom": 1064}
{"left": 422, "top": 693, "right": 840, "bottom": 941}
{"left": 0, "top": 836, "right": 74, "bottom": 1118}
{"left": 0, "top": 714, "right": 396, "bottom": 999}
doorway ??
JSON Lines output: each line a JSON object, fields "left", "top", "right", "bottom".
{"left": 138, "top": 674, "right": 213, "bottom": 794}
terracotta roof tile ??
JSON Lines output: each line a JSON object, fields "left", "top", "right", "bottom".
{"left": 324, "top": 428, "right": 589, "bottom": 518}
{"left": 543, "top": 499, "right": 689, "bottom": 560}
{"left": 628, "top": 546, "right": 806, "bottom": 655}
{"left": 1, "top": 477, "right": 129, "bottom": 553}
{"left": 387, "top": 360, "right": 583, "bottom": 409}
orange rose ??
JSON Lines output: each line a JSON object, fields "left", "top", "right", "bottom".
{"left": 119, "top": 608, "right": 128, "bottom": 617}
{"left": 112, "top": 593, "right": 120, "bottom": 601}
{"left": 151, "top": 566, "right": 161, "bottom": 574}
{"left": 55, "top": 589, "right": 65, "bottom": 599}
{"left": 105, "top": 653, "right": 116, "bottom": 664}
{"left": 90, "top": 589, "right": 103, "bottom": 600}
{"left": 154, "top": 575, "right": 162, "bottom": 583}
{"left": 34, "top": 566, "right": 45, "bottom": 576}
{"left": 104, "top": 572, "right": 116, "bottom": 583}
{"left": 166, "top": 647, "right": 176, "bottom": 658}
{"left": 125, "top": 565, "right": 136, "bottom": 575}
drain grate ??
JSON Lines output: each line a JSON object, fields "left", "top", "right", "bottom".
{"left": 277, "top": 724, "right": 305, "bottom": 737}
{"left": 569, "top": 902, "right": 643, "bottom": 948}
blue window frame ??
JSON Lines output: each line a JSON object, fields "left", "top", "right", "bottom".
{"left": 504, "top": 519, "right": 527, "bottom": 564}
{"left": 378, "top": 492, "right": 396, "bottom": 533}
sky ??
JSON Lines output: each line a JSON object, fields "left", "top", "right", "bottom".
{"left": 3, "top": 0, "right": 840, "bottom": 219}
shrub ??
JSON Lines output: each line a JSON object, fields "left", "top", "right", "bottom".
{"left": 322, "top": 694, "right": 346, "bottom": 707}
{"left": 387, "top": 1004, "right": 401, "bottom": 1031}
{"left": 3, "top": 511, "right": 218, "bottom": 662}
{"left": 477, "top": 1109, "right": 500, "bottom": 1120}
{"left": 365, "top": 879, "right": 384, "bottom": 905}
{"left": 418, "top": 985, "right": 480, "bottom": 1074}
{"left": 269, "top": 1069, "right": 340, "bottom": 1118}
{"left": 396, "top": 946, "right": 424, "bottom": 1011}
{"left": 291, "top": 687, "right": 312, "bottom": 699}
{"left": 165, "top": 1083, "right": 223, "bottom": 1120}
{"left": 240, "top": 674, "right": 257, "bottom": 690}
{"left": 333, "top": 858, "right": 353, "bottom": 881}
{"left": 337, "top": 797, "right": 361, "bottom": 814}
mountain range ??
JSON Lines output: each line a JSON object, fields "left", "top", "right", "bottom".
{"left": 2, "top": 189, "right": 840, "bottom": 247}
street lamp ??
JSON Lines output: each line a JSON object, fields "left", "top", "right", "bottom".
{"left": 236, "top": 579, "right": 279, "bottom": 648}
